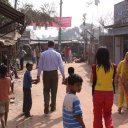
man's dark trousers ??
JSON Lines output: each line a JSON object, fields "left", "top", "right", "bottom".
{"left": 43, "top": 70, "right": 58, "bottom": 110}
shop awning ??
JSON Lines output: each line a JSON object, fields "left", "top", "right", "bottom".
{"left": 0, "top": 2, "right": 25, "bottom": 25}
{"left": 105, "top": 23, "right": 128, "bottom": 29}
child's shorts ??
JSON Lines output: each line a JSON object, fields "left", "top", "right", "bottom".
{"left": 0, "top": 100, "right": 9, "bottom": 114}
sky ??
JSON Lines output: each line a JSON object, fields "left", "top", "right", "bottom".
{"left": 10, "top": 0, "right": 123, "bottom": 38}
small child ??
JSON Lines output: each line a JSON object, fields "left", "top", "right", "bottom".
{"left": 23, "top": 62, "right": 37, "bottom": 118}
{"left": 0, "top": 64, "right": 11, "bottom": 128}
{"left": 62, "top": 67, "right": 74, "bottom": 93}
{"left": 63, "top": 74, "right": 85, "bottom": 128}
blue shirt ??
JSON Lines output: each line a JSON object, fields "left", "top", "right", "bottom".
{"left": 37, "top": 48, "right": 64, "bottom": 77}
{"left": 23, "top": 71, "right": 32, "bottom": 88}
{"left": 63, "top": 93, "right": 83, "bottom": 128}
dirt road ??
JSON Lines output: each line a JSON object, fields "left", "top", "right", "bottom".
{"left": 7, "top": 63, "right": 128, "bottom": 128}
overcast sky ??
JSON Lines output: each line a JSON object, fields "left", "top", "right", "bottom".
{"left": 10, "top": 0, "right": 123, "bottom": 37}
{"left": 10, "top": 0, "right": 123, "bottom": 26}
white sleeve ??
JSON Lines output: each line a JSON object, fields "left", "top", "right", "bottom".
{"left": 37, "top": 54, "right": 43, "bottom": 77}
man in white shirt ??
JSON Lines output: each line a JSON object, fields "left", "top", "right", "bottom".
{"left": 37, "top": 40, "right": 65, "bottom": 114}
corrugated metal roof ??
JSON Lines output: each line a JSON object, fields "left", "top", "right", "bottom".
{"left": 105, "top": 23, "right": 128, "bottom": 29}
{"left": 0, "top": 2, "right": 25, "bottom": 25}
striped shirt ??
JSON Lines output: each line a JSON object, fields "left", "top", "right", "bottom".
{"left": 37, "top": 48, "right": 64, "bottom": 77}
{"left": 63, "top": 93, "right": 83, "bottom": 128}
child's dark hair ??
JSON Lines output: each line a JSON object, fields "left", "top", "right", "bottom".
{"left": 68, "top": 67, "right": 74, "bottom": 75}
{"left": 0, "top": 64, "right": 7, "bottom": 77}
{"left": 68, "top": 74, "right": 83, "bottom": 86}
{"left": 26, "top": 62, "right": 33, "bottom": 68}
{"left": 95, "top": 47, "right": 111, "bottom": 73}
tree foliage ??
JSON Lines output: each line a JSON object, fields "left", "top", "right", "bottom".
{"left": 19, "top": 2, "right": 57, "bottom": 26}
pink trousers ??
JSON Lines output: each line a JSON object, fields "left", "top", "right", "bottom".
{"left": 93, "top": 91, "right": 114, "bottom": 128}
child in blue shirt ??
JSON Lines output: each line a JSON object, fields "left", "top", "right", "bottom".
{"left": 63, "top": 74, "right": 85, "bottom": 128}
{"left": 23, "top": 62, "right": 37, "bottom": 118}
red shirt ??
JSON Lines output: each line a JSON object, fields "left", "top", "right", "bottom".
{"left": 64, "top": 47, "right": 70, "bottom": 56}
{"left": 0, "top": 77, "right": 10, "bottom": 101}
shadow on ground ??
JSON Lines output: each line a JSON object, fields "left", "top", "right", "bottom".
{"left": 113, "top": 110, "right": 128, "bottom": 127}
{"left": 8, "top": 113, "right": 62, "bottom": 128}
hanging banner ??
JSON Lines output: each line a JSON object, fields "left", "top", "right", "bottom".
{"left": 30, "top": 17, "right": 72, "bottom": 28}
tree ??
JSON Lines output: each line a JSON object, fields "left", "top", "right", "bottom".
{"left": 53, "top": 27, "right": 81, "bottom": 40}
{"left": 98, "top": 12, "right": 114, "bottom": 35}
{"left": 19, "top": 2, "right": 57, "bottom": 27}
{"left": 0, "top": 0, "right": 10, "bottom": 5}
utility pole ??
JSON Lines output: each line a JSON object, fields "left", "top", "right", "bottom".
{"left": 58, "top": 0, "right": 62, "bottom": 52}
{"left": 14, "top": 0, "right": 18, "bottom": 60}
{"left": 14, "top": 0, "right": 17, "bottom": 9}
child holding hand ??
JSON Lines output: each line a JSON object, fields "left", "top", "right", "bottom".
{"left": 23, "top": 62, "right": 37, "bottom": 118}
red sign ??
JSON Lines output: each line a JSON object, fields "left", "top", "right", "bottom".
{"left": 30, "top": 17, "right": 72, "bottom": 28}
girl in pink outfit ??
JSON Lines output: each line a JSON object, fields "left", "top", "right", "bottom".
{"left": 0, "top": 65, "right": 11, "bottom": 128}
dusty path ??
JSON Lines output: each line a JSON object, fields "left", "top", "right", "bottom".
{"left": 6, "top": 63, "right": 128, "bottom": 128}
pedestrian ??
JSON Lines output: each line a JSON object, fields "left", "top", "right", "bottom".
{"left": 37, "top": 40, "right": 65, "bottom": 114}
{"left": 2, "top": 54, "right": 8, "bottom": 66}
{"left": 63, "top": 74, "right": 85, "bottom": 128}
{"left": 68, "top": 47, "right": 72, "bottom": 63}
{"left": 35, "top": 46, "right": 40, "bottom": 68}
{"left": 23, "top": 62, "right": 37, "bottom": 118}
{"left": 91, "top": 47, "right": 116, "bottom": 128}
{"left": 63, "top": 45, "right": 70, "bottom": 63}
{"left": 32, "top": 48, "right": 36, "bottom": 64}
{"left": 18, "top": 47, "right": 26, "bottom": 70}
{"left": 0, "top": 64, "right": 11, "bottom": 128}
{"left": 115, "top": 52, "right": 128, "bottom": 114}
{"left": 62, "top": 67, "right": 74, "bottom": 93}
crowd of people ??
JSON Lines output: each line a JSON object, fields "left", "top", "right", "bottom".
{"left": 1, "top": 40, "right": 128, "bottom": 128}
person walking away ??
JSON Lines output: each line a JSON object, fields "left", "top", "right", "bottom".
{"left": 0, "top": 64, "right": 11, "bottom": 128}
{"left": 18, "top": 47, "right": 26, "bottom": 70}
{"left": 64, "top": 46, "right": 70, "bottom": 63}
{"left": 62, "top": 67, "right": 74, "bottom": 93}
{"left": 32, "top": 48, "right": 36, "bottom": 64}
{"left": 90, "top": 47, "right": 116, "bottom": 128}
{"left": 2, "top": 54, "right": 7, "bottom": 66}
{"left": 115, "top": 52, "right": 128, "bottom": 114}
{"left": 35, "top": 46, "right": 40, "bottom": 68}
{"left": 23, "top": 62, "right": 37, "bottom": 118}
{"left": 37, "top": 40, "right": 65, "bottom": 114}
{"left": 68, "top": 47, "right": 72, "bottom": 63}
{"left": 63, "top": 74, "right": 85, "bottom": 128}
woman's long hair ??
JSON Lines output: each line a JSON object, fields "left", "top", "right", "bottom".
{"left": 95, "top": 47, "right": 111, "bottom": 73}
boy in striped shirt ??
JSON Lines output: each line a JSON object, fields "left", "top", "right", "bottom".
{"left": 63, "top": 74, "right": 85, "bottom": 128}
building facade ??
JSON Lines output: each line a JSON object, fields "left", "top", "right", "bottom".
{"left": 105, "top": 0, "right": 128, "bottom": 64}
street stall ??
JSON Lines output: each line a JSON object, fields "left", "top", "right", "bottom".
{"left": 0, "top": 1, "right": 25, "bottom": 68}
